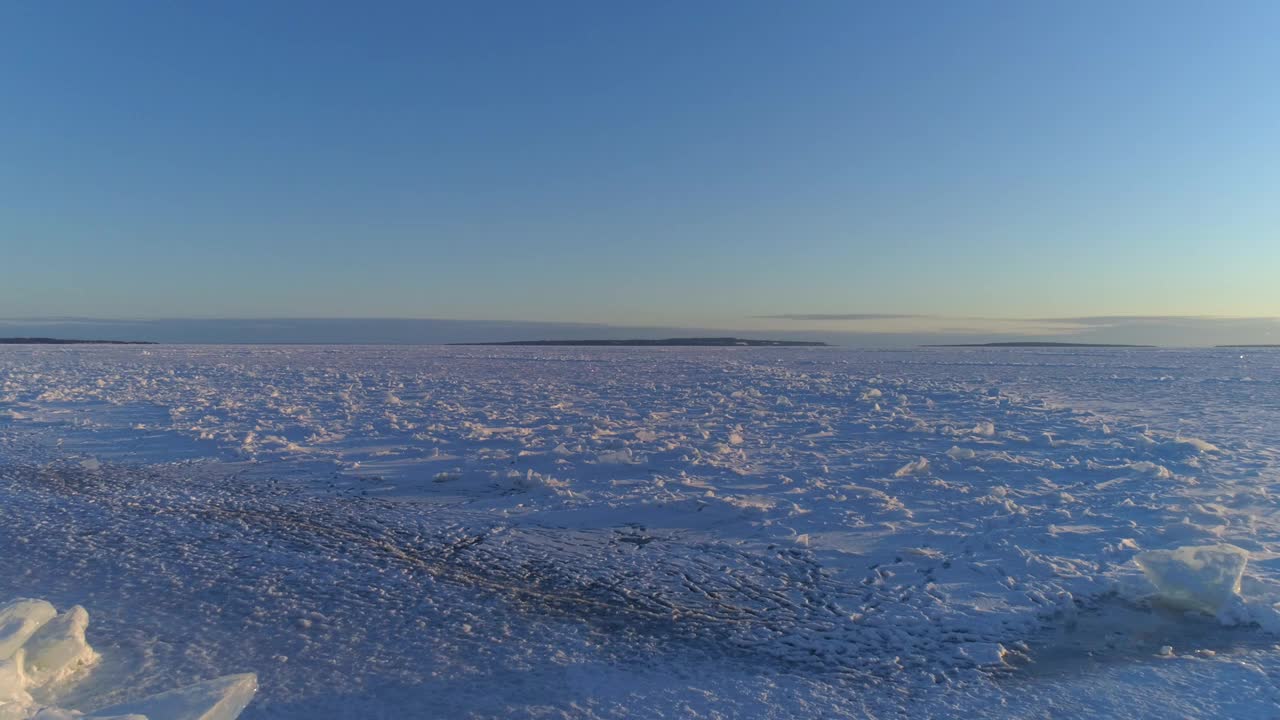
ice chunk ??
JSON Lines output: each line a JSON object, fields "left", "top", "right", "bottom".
{"left": 0, "top": 600, "right": 57, "bottom": 661}
{"left": 90, "top": 673, "right": 258, "bottom": 720}
{"left": 893, "top": 457, "right": 929, "bottom": 477}
{"left": 1134, "top": 543, "right": 1248, "bottom": 614}
{"left": 1175, "top": 436, "right": 1219, "bottom": 453}
{"left": 956, "top": 642, "right": 1008, "bottom": 667}
{"left": 1125, "top": 461, "right": 1173, "bottom": 479}
{"left": 0, "top": 704, "right": 35, "bottom": 720}
{"left": 970, "top": 421, "right": 996, "bottom": 437}
{"left": 23, "top": 605, "right": 98, "bottom": 687}
{"left": 595, "top": 448, "right": 633, "bottom": 464}
{"left": 30, "top": 710, "right": 86, "bottom": 719}
{"left": 0, "top": 649, "right": 33, "bottom": 707}
{"left": 40, "top": 707, "right": 146, "bottom": 712}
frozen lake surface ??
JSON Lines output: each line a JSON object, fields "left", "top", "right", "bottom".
{"left": 2, "top": 345, "right": 1279, "bottom": 718}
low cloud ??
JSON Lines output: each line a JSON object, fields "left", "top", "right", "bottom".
{"left": 755, "top": 313, "right": 924, "bottom": 321}
{"left": 1029, "top": 315, "right": 1264, "bottom": 325}
{"left": 748, "top": 313, "right": 1280, "bottom": 346}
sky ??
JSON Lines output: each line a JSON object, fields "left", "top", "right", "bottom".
{"left": 2, "top": 1, "right": 1278, "bottom": 344}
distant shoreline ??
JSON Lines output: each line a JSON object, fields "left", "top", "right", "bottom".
{"left": 0, "top": 337, "right": 157, "bottom": 345}
{"left": 922, "top": 341, "right": 1154, "bottom": 348}
{"left": 453, "top": 337, "right": 828, "bottom": 347}
{"left": 5, "top": 337, "right": 1273, "bottom": 349}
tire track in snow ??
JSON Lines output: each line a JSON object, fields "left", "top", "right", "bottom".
{"left": 2, "top": 461, "right": 1011, "bottom": 693}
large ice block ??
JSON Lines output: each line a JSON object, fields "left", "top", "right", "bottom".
{"left": 22, "top": 606, "right": 98, "bottom": 686}
{"left": 90, "top": 673, "right": 258, "bottom": 720}
{"left": 0, "top": 601, "right": 56, "bottom": 662}
{"left": 1135, "top": 543, "right": 1249, "bottom": 614}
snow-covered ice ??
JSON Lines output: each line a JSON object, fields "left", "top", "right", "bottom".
{"left": 2, "top": 345, "right": 1280, "bottom": 717}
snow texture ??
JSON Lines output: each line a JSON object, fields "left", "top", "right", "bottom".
{"left": 2, "top": 345, "right": 1280, "bottom": 718}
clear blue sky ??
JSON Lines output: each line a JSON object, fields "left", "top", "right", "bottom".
{"left": 3, "top": 1, "right": 1278, "bottom": 335}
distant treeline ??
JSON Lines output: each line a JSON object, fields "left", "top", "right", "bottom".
{"left": 0, "top": 337, "right": 156, "bottom": 345}
{"left": 923, "top": 342, "right": 1154, "bottom": 348}
{"left": 456, "top": 337, "right": 828, "bottom": 347}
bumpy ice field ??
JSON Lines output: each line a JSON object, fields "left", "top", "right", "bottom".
{"left": 2, "top": 345, "right": 1279, "bottom": 718}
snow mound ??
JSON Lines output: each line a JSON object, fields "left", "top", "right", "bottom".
{"left": 0, "top": 599, "right": 255, "bottom": 720}
{"left": 1134, "top": 544, "right": 1249, "bottom": 615}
